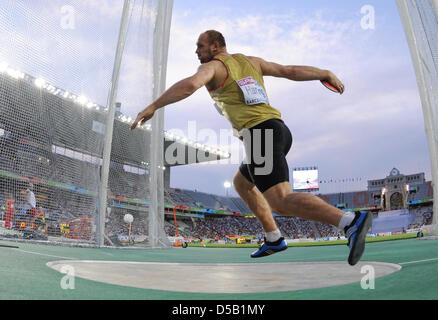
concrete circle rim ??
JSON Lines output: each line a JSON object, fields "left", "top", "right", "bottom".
{"left": 47, "top": 260, "right": 401, "bottom": 293}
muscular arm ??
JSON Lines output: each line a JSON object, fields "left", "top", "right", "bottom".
{"left": 131, "top": 63, "right": 216, "bottom": 130}
{"left": 248, "top": 56, "right": 344, "bottom": 93}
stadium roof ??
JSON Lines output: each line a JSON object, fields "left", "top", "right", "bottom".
{"left": 0, "top": 61, "right": 231, "bottom": 167}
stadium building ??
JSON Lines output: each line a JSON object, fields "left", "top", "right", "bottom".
{"left": 0, "top": 65, "right": 434, "bottom": 245}
{"left": 0, "top": 64, "right": 229, "bottom": 244}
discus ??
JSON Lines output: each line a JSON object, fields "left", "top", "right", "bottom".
{"left": 321, "top": 80, "right": 341, "bottom": 93}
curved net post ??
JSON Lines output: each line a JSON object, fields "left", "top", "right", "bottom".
{"left": 0, "top": 1, "right": 173, "bottom": 247}
{"left": 149, "top": 0, "right": 174, "bottom": 248}
{"left": 97, "top": 0, "right": 132, "bottom": 247}
{"left": 396, "top": 0, "right": 438, "bottom": 236}
{"left": 102, "top": 0, "right": 174, "bottom": 248}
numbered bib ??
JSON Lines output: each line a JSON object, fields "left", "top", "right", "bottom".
{"left": 237, "top": 76, "right": 269, "bottom": 106}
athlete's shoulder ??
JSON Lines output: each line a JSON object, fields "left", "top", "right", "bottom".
{"left": 198, "top": 59, "right": 224, "bottom": 68}
{"left": 245, "top": 55, "right": 265, "bottom": 64}
{"left": 196, "top": 60, "right": 221, "bottom": 75}
{"left": 239, "top": 55, "right": 265, "bottom": 74}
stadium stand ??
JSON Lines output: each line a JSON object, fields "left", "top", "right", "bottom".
{"left": 0, "top": 69, "right": 434, "bottom": 244}
{"left": 407, "top": 205, "right": 434, "bottom": 229}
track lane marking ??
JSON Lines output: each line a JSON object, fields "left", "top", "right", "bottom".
{"left": 16, "top": 249, "right": 75, "bottom": 260}
{"left": 398, "top": 257, "right": 438, "bottom": 265}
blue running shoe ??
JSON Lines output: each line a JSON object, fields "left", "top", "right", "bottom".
{"left": 251, "top": 237, "right": 287, "bottom": 258}
{"left": 345, "top": 211, "right": 373, "bottom": 266}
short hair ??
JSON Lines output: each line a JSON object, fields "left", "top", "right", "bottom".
{"left": 204, "top": 30, "right": 226, "bottom": 48}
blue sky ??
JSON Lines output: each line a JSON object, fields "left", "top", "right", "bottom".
{"left": 164, "top": 0, "right": 431, "bottom": 196}
{"left": 0, "top": 1, "right": 432, "bottom": 198}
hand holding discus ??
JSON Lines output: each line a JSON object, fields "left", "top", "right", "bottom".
{"left": 321, "top": 72, "right": 345, "bottom": 94}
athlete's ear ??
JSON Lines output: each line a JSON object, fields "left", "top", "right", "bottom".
{"left": 211, "top": 41, "right": 221, "bottom": 54}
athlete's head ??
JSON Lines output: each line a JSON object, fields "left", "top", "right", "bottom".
{"left": 196, "top": 30, "right": 226, "bottom": 64}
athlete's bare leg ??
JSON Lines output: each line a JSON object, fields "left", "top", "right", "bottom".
{"left": 262, "top": 181, "right": 344, "bottom": 226}
{"left": 233, "top": 170, "right": 278, "bottom": 232}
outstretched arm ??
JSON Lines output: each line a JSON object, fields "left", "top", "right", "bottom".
{"left": 130, "top": 63, "right": 215, "bottom": 130}
{"left": 249, "top": 56, "right": 345, "bottom": 94}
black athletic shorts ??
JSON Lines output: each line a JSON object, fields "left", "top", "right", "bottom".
{"left": 239, "top": 118, "right": 293, "bottom": 193}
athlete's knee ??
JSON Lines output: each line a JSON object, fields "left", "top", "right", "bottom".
{"left": 262, "top": 186, "right": 288, "bottom": 214}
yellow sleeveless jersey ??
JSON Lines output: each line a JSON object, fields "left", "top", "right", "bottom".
{"left": 208, "top": 54, "right": 282, "bottom": 132}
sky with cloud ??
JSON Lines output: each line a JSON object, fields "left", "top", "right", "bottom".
{"left": 164, "top": 0, "right": 431, "bottom": 196}
{"left": 0, "top": 0, "right": 432, "bottom": 197}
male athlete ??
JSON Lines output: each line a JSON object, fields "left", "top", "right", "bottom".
{"left": 24, "top": 183, "right": 38, "bottom": 230}
{"left": 131, "top": 30, "right": 372, "bottom": 265}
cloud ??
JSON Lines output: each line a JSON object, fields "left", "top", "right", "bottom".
{"left": 0, "top": 1, "right": 430, "bottom": 195}
{"left": 165, "top": 5, "right": 431, "bottom": 194}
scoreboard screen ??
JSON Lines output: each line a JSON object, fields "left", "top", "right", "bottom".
{"left": 293, "top": 167, "right": 319, "bottom": 191}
